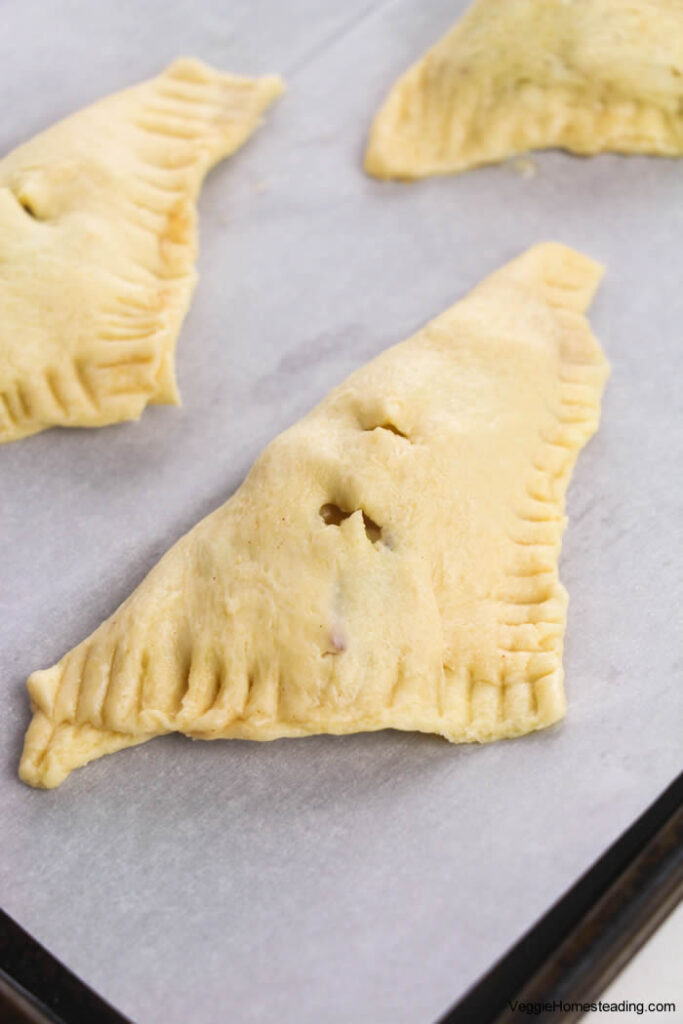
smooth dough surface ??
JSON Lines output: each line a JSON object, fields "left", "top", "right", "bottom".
{"left": 365, "top": 0, "right": 683, "bottom": 179}
{"left": 0, "top": 59, "right": 283, "bottom": 443}
{"left": 20, "top": 244, "right": 609, "bottom": 788}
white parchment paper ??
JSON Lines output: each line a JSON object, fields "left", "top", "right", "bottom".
{"left": 1, "top": 2, "right": 681, "bottom": 1022}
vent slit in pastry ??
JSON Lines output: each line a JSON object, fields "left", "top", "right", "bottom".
{"left": 361, "top": 513, "right": 383, "bottom": 545}
{"left": 319, "top": 503, "right": 384, "bottom": 545}
{"left": 0, "top": 59, "right": 284, "bottom": 443}
{"left": 16, "top": 193, "right": 40, "bottom": 219}
{"left": 19, "top": 243, "right": 608, "bottom": 788}
{"left": 319, "top": 503, "right": 354, "bottom": 528}
{"left": 363, "top": 420, "right": 411, "bottom": 441}
{"left": 365, "top": 0, "right": 683, "bottom": 179}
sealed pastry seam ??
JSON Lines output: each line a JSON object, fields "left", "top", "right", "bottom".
{"left": 365, "top": 0, "right": 683, "bottom": 178}
{"left": 20, "top": 243, "right": 609, "bottom": 788}
{"left": 0, "top": 59, "right": 284, "bottom": 442}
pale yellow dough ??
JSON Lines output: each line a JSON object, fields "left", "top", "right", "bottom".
{"left": 0, "top": 59, "right": 283, "bottom": 442}
{"left": 365, "top": 0, "right": 683, "bottom": 179}
{"left": 20, "top": 244, "right": 609, "bottom": 788}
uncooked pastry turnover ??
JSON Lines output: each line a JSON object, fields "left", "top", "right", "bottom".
{"left": 0, "top": 59, "right": 283, "bottom": 442}
{"left": 20, "top": 244, "right": 609, "bottom": 788}
{"left": 365, "top": 0, "right": 683, "bottom": 178}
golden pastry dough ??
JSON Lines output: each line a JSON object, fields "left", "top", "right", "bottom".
{"left": 20, "top": 244, "right": 609, "bottom": 788}
{"left": 365, "top": 0, "right": 683, "bottom": 178}
{"left": 0, "top": 59, "right": 283, "bottom": 443}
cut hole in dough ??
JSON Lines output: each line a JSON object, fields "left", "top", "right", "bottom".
{"left": 367, "top": 422, "right": 409, "bottom": 440}
{"left": 361, "top": 512, "right": 383, "bottom": 544}
{"left": 319, "top": 502, "right": 352, "bottom": 527}
{"left": 16, "top": 194, "right": 39, "bottom": 219}
{"left": 319, "top": 503, "right": 383, "bottom": 544}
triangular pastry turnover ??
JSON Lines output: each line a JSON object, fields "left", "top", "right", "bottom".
{"left": 20, "top": 243, "right": 609, "bottom": 788}
{"left": 365, "top": 0, "right": 683, "bottom": 178}
{"left": 0, "top": 59, "right": 283, "bottom": 442}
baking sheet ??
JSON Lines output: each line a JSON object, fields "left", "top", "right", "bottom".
{"left": 1, "top": 1, "right": 682, "bottom": 1022}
